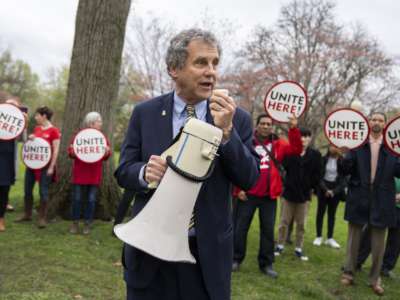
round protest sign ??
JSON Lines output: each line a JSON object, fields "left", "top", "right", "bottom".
{"left": 264, "top": 81, "right": 308, "bottom": 123}
{"left": 72, "top": 128, "right": 107, "bottom": 163}
{"left": 22, "top": 137, "right": 52, "bottom": 169}
{"left": 0, "top": 103, "right": 26, "bottom": 140}
{"left": 324, "top": 108, "right": 370, "bottom": 150}
{"left": 384, "top": 116, "right": 400, "bottom": 156}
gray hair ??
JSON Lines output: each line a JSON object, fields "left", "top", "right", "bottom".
{"left": 83, "top": 111, "right": 102, "bottom": 127}
{"left": 166, "top": 28, "right": 222, "bottom": 73}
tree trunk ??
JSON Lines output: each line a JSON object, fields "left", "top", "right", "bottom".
{"left": 49, "top": 0, "right": 131, "bottom": 220}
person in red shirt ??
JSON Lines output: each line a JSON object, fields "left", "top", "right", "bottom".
{"left": 68, "top": 112, "right": 110, "bottom": 235}
{"left": 16, "top": 106, "right": 61, "bottom": 228}
{"left": 232, "top": 113, "right": 302, "bottom": 278}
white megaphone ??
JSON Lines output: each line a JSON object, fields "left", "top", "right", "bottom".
{"left": 114, "top": 118, "right": 222, "bottom": 263}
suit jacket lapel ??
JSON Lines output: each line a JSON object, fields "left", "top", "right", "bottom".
{"left": 156, "top": 93, "right": 174, "bottom": 152}
{"left": 374, "top": 146, "right": 388, "bottom": 185}
{"left": 361, "top": 143, "right": 371, "bottom": 184}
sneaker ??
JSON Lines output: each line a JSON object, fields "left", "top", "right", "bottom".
{"left": 341, "top": 272, "right": 354, "bottom": 286}
{"left": 370, "top": 283, "right": 384, "bottom": 296}
{"left": 232, "top": 261, "right": 240, "bottom": 272}
{"left": 260, "top": 265, "right": 278, "bottom": 279}
{"left": 313, "top": 237, "right": 323, "bottom": 246}
{"left": 325, "top": 238, "right": 340, "bottom": 249}
{"left": 274, "top": 245, "right": 284, "bottom": 256}
{"left": 37, "top": 218, "right": 47, "bottom": 229}
{"left": 381, "top": 269, "right": 395, "bottom": 278}
{"left": 83, "top": 223, "right": 91, "bottom": 235}
{"left": 69, "top": 222, "right": 79, "bottom": 234}
{"left": 294, "top": 248, "right": 309, "bottom": 261}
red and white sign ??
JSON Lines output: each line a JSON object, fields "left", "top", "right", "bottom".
{"left": 0, "top": 103, "right": 26, "bottom": 140}
{"left": 264, "top": 81, "right": 308, "bottom": 123}
{"left": 324, "top": 108, "right": 370, "bottom": 150}
{"left": 22, "top": 137, "right": 52, "bottom": 169}
{"left": 72, "top": 128, "right": 107, "bottom": 163}
{"left": 384, "top": 116, "right": 400, "bottom": 156}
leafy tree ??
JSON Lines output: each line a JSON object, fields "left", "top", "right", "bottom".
{"left": 0, "top": 49, "right": 39, "bottom": 108}
{"left": 228, "top": 0, "right": 399, "bottom": 135}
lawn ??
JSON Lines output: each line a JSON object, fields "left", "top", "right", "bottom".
{"left": 1, "top": 165, "right": 400, "bottom": 299}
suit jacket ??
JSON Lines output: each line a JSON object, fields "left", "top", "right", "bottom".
{"left": 114, "top": 92, "right": 259, "bottom": 300}
{"left": 343, "top": 142, "right": 400, "bottom": 228}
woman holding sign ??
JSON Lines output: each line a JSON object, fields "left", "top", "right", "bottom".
{"left": 68, "top": 112, "right": 110, "bottom": 235}
{"left": 16, "top": 106, "right": 60, "bottom": 228}
{"left": 0, "top": 97, "right": 27, "bottom": 232}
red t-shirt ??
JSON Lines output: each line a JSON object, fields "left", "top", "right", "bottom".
{"left": 34, "top": 126, "right": 61, "bottom": 146}
{"left": 32, "top": 125, "right": 61, "bottom": 180}
{"left": 68, "top": 133, "right": 111, "bottom": 185}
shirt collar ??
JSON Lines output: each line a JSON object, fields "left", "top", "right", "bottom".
{"left": 369, "top": 134, "right": 383, "bottom": 145}
{"left": 173, "top": 91, "right": 208, "bottom": 119}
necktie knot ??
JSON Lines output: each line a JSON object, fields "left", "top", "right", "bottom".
{"left": 185, "top": 104, "right": 197, "bottom": 120}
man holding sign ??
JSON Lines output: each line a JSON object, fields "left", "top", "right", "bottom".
{"left": 341, "top": 112, "right": 400, "bottom": 296}
{"left": 232, "top": 113, "right": 301, "bottom": 278}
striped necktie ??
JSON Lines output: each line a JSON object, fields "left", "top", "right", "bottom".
{"left": 185, "top": 104, "right": 197, "bottom": 230}
{"left": 185, "top": 104, "right": 197, "bottom": 121}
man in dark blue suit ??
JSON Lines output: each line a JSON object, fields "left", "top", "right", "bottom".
{"left": 115, "top": 28, "right": 259, "bottom": 300}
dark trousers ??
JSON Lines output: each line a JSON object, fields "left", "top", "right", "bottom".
{"left": 357, "top": 224, "right": 400, "bottom": 271}
{"left": 316, "top": 182, "right": 340, "bottom": 238}
{"left": 0, "top": 185, "right": 10, "bottom": 218}
{"left": 126, "top": 237, "right": 209, "bottom": 300}
{"left": 24, "top": 168, "right": 51, "bottom": 203}
{"left": 114, "top": 189, "right": 135, "bottom": 225}
{"left": 233, "top": 195, "right": 276, "bottom": 268}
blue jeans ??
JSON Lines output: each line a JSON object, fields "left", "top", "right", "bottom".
{"left": 24, "top": 168, "right": 51, "bottom": 203}
{"left": 71, "top": 184, "right": 98, "bottom": 223}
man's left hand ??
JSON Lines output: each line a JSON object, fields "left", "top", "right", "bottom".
{"left": 288, "top": 113, "right": 298, "bottom": 129}
{"left": 210, "top": 90, "right": 236, "bottom": 141}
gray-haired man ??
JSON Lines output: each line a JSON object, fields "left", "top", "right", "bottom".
{"left": 115, "top": 28, "right": 259, "bottom": 300}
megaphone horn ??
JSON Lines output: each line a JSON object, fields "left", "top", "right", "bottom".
{"left": 114, "top": 119, "right": 222, "bottom": 263}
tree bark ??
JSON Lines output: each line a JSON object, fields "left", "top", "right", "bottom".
{"left": 49, "top": 0, "right": 131, "bottom": 220}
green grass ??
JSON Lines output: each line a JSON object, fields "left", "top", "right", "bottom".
{"left": 1, "top": 163, "right": 400, "bottom": 299}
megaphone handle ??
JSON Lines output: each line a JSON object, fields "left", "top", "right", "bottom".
{"left": 166, "top": 156, "right": 215, "bottom": 182}
{"left": 148, "top": 181, "right": 159, "bottom": 189}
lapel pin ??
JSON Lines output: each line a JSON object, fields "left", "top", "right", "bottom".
{"left": 162, "top": 110, "right": 166, "bottom": 116}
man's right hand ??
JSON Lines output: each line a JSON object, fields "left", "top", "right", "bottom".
{"left": 144, "top": 155, "right": 167, "bottom": 184}
{"left": 237, "top": 191, "right": 247, "bottom": 201}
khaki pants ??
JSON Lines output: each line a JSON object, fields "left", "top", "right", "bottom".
{"left": 277, "top": 199, "right": 309, "bottom": 249}
{"left": 343, "top": 223, "right": 387, "bottom": 285}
